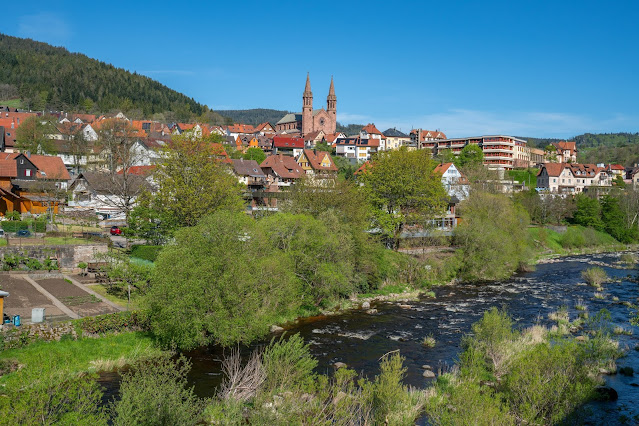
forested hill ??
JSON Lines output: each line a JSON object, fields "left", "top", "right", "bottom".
{"left": 217, "top": 108, "right": 364, "bottom": 134}
{"left": 0, "top": 33, "right": 221, "bottom": 121}
{"left": 216, "top": 109, "right": 290, "bottom": 125}
{"left": 520, "top": 132, "right": 639, "bottom": 167}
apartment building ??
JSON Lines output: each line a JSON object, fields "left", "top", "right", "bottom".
{"left": 537, "top": 163, "right": 611, "bottom": 193}
{"left": 432, "top": 135, "right": 528, "bottom": 170}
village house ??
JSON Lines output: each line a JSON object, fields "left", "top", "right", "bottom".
{"left": 0, "top": 153, "right": 70, "bottom": 216}
{"left": 408, "top": 129, "right": 447, "bottom": 150}
{"left": 549, "top": 141, "right": 577, "bottom": 163}
{"left": 260, "top": 154, "right": 304, "bottom": 188}
{"left": 296, "top": 149, "right": 338, "bottom": 178}
{"left": 272, "top": 136, "right": 304, "bottom": 157}
{"left": 360, "top": 124, "right": 386, "bottom": 151}
{"left": 537, "top": 163, "right": 611, "bottom": 193}
{"left": 383, "top": 128, "right": 410, "bottom": 150}
{"left": 434, "top": 162, "right": 470, "bottom": 200}
{"left": 335, "top": 136, "right": 380, "bottom": 161}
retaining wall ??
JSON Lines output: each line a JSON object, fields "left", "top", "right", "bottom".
{"left": 0, "top": 244, "right": 108, "bottom": 269}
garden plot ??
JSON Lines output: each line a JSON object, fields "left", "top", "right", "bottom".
{"left": 0, "top": 276, "right": 66, "bottom": 320}
{"left": 35, "top": 278, "right": 119, "bottom": 317}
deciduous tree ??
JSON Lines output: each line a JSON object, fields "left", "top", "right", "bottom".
{"left": 358, "top": 148, "right": 447, "bottom": 247}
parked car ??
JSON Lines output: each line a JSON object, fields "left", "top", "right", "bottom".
{"left": 16, "top": 229, "right": 31, "bottom": 237}
{"left": 110, "top": 226, "right": 122, "bottom": 236}
{"left": 0, "top": 229, "right": 4, "bottom": 237}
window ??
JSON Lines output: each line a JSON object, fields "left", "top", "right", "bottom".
{"left": 25, "top": 169, "right": 32, "bottom": 177}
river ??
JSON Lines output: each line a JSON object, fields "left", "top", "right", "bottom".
{"left": 101, "top": 252, "right": 639, "bottom": 423}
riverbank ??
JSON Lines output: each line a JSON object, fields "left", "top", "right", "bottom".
{"left": 0, "top": 331, "right": 165, "bottom": 390}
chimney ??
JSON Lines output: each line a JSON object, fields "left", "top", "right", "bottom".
{"left": 26, "top": 151, "right": 31, "bottom": 158}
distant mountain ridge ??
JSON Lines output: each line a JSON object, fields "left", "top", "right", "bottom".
{"left": 0, "top": 33, "right": 220, "bottom": 122}
{"left": 216, "top": 109, "right": 290, "bottom": 126}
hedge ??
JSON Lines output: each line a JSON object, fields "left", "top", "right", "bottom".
{"left": 74, "top": 311, "right": 150, "bottom": 335}
{"left": 1, "top": 220, "right": 46, "bottom": 232}
{"left": 130, "top": 245, "right": 163, "bottom": 262}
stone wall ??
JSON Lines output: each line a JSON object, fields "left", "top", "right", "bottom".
{"left": 1, "top": 321, "right": 78, "bottom": 346}
{"left": 0, "top": 244, "right": 108, "bottom": 269}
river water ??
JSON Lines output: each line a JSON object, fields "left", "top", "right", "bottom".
{"left": 102, "top": 252, "right": 639, "bottom": 423}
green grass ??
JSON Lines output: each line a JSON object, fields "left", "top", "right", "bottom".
{"left": 43, "top": 237, "right": 95, "bottom": 245}
{"left": 0, "top": 239, "right": 6, "bottom": 247}
{"left": 358, "top": 284, "right": 410, "bottom": 299}
{"left": 0, "top": 99, "right": 22, "bottom": 108}
{"left": 88, "top": 284, "right": 140, "bottom": 310}
{"left": 508, "top": 168, "right": 538, "bottom": 188}
{"left": 528, "top": 227, "right": 564, "bottom": 254}
{"left": 0, "top": 332, "right": 164, "bottom": 390}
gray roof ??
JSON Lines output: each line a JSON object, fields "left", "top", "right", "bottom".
{"left": 276, "top": 113, "right": 302, "bottom": 125}
{"left": 383, "top": 128, "right": 408, "bottom": 137}
{"left": 232, "top": 159, "right": 266, "bottom": 178}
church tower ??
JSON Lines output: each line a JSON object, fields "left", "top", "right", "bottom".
{"left": 327, "top": 76, "right": 336, "bottom": 132}
{"left": 302, "top": 73, "right": 313, "bottom": 135}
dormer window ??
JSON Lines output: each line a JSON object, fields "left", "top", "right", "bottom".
{"left": 25, "top": 169, "right": 32, "bottom": 177}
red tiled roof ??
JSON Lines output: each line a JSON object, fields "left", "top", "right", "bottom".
{"left": 117, "top": 165, "right": 156, "bottom": 176}
{"left": 434, "top": 162, "right": 453, "bottom": 174}
{"left": 273, "top": 135, "right": 304, "bottom": 148}
{"left": 552, "top": 141, "right": 577, "bottom": 152}
{"left": 1, "top": 153, "right": 70, "bottom": 180}
{"left": 361, "top": 123, "right": 383, "bottom": 135}
{"left": 226, "top": 123, "right": 256, "bottom": 133}
{"left": 610, "top": 164, "right": 624, "bottom": 170}
{"left": 260, "top": 154, "right": 304, "bottom": 179}
{"left": 0, "top": 159, "right": 17, "bottom": 178}
{"left": 300, "top": 149, "right": 338, "bottom": 172}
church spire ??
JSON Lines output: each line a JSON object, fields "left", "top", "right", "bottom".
{"left": 304, "top": 72, "right": 312, "bottom": 94}
{"left": 327, "top": 75, "right": 336, "bottom": 112}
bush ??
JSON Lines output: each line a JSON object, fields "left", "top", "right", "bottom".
{"left": 503, "top": 341, "right": 598, "bottom": 424}
{"left": 0, "top": 373, "right": 107, "bottom": 425}
{"left": 110, "top": 354, "right": 206, "bottom": 425}
{"left": 261, "top": 334, "right": 317, "bottom": 393}
{"left": 1, "top": 220, "right": 46, "bottom": 233}
{"left": 147, "top": 211, "right": 302, "bottom": 349}
{"left": 130, "top": 244, "right": 163, "bottom": 262}
{"left": 25, "top": 258, "right": 43, "bottom": 270}
{"left": 582, "top": 267, "right": 607, "bottom": 287}
{"left": 75, "top": 311, "right": 149, "bottom": 335}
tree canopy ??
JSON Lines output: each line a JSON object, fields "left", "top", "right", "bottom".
{"left": 358, "top": 148, "right": 447, "bottom": 244}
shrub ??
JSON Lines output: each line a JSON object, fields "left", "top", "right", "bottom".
{"left": 75, "top": 311, "right": 149, "bottom": 335}
{"left": 582, "top": 267, "right": 607, "bottom": 287}
{"left": 0, "top": 373, "right": 107, "bottom": 425}
{"left": 26, "top": 258, "right": 43, "bottom": 270}
{"left": 110, "top": 354, "right": 206, "bottom": 425}
{"left": 261, "top": 334, "right": 317, "bottom": 393}
{"left": 560, "top": 226, "right": 587, "bottom": 248}
{"left": 130, "top": 245, "right": 163, "bottom": 262}
{"left": 503, "top": 341, "right": 598, "bottom": 424}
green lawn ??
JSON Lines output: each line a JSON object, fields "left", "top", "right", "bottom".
{"left": 0, "top": 239, "right": 6, "bottom": 247}
{"left": 0, "top": 332, "right": 164, "bottom": 390}
{"left": 89, "top": 284, "right": 141, "bottom": 310}
{"left": 508, "top": 168, "right": 538, "bottom": 188}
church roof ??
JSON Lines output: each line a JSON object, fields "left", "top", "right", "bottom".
{"left": 276, "top": 113, "right": 302, "bottom": 125}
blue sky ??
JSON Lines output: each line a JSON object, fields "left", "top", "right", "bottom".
{"left": 3, "top": 1, "right": 639, "bottom": 137}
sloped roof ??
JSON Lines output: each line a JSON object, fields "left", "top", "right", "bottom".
{"left": 300, "top": 149, "right": 338, "bottom": 172}
{"left": 434, "top": 162, "right": 454, "bottom": 174}
{"left": 335, "top": 137, "right": 380, "bottom": 148}
{"left": 117, "top": 165, "right": 156, "bottom": 176}
{"left": 538, "top": 162, "right": 568, "bottom": 177}
{"left": 226, "top": 123, "right": 256, "bottom": 133}
{"left": 0, "top": 159, "right": 17, "bottom": 177}
{"left": 255, "top": 122, "right": 274, "bottom": 132}
{"left": 232, "top": 159, "right": 265, "bottom": 178}
{"left": 273, "top": 135, "right": 304, "bottom": 148}
{"left": 260, "top": 154, "right": 304, "bottom": 179}
{"left": 276, "top": 113, "right": 302, "bottom": 125}
{"left": 383, "top": 128, "right": 408, "bottom": 137}
{"left": 1, "top": 153, "right": 70, "bottom": 180}
{"left": 361, "top": 123, "right": 383, "bottom": 135}
{"left": 552, "top": 141, "right": 577, "bottom": 152}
